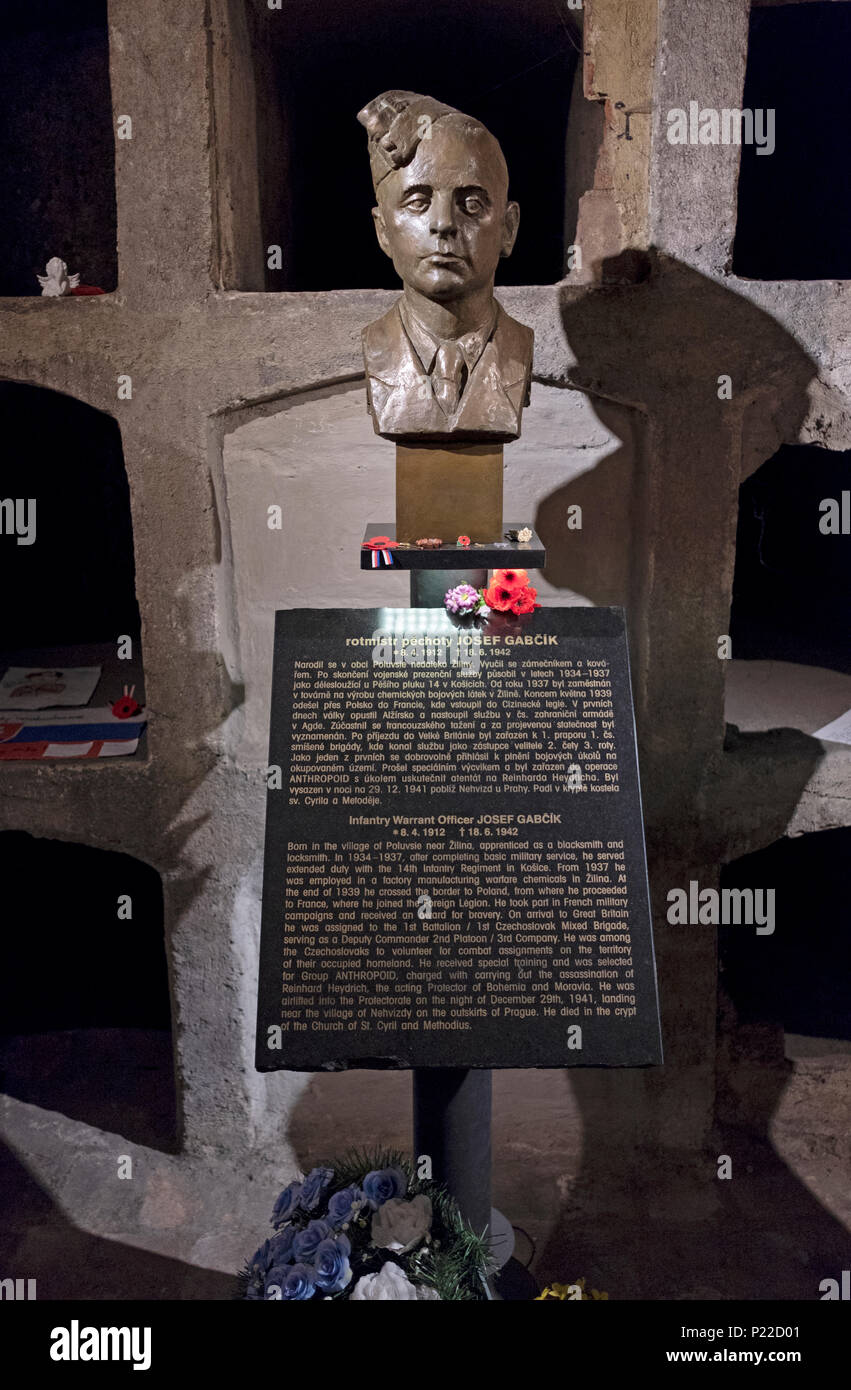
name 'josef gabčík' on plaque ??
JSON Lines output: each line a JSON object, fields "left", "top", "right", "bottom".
{"left": 358, "top": 90, "right": 534, "bottom": 442}
{"left": 256, "top": 608, "right": 663, "bottom": 1072}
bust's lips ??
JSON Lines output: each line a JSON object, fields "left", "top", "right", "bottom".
{"left": 423, "top": 253, "right": 466, "bottom": 267}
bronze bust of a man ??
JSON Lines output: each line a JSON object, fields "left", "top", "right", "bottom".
{"left": 358, "top": 90, "right": 534, "bottom": 443}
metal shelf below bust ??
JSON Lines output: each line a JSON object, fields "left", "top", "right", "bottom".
{"left": 358, "top": 90, "right": 534, "bottom": 443}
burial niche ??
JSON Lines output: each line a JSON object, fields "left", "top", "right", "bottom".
{"left": 729, "top": 444, "right": 851, "bottom": 675}
{"left": 0, "top": 0, "right": 117, "bottom": 296}
{"left": 0, "top": 383, "right": 145, "bottom": 754}
{"left": 733, "top": 1, "right": 851, "bottom": 280}
{"left": 719, "top": 828, "right": 851, "bottom": 1051}
{"left": 0, "top": 833, "right": 176, "bottom": 1150}
{"left": 216, "top": 0, "right": 580, "bottom": 290}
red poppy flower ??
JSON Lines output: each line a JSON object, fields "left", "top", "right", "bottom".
{"left": 493, "top": 567, "right": 529, "bottom": 591}
{"left": 510, "top": 585, "right": 540, "bottom": 614}
{"left": 457, "top": 535, "right": 471, "bottom": 547}
{"left": 482, "top": 581, "right": 517, "bottom": 612}
{"left": 112, "top": 695, "right": 141, "bottom": 719}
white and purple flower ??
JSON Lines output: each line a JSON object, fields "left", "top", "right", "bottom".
{"left": 444, "top": 582, "right": 482, "bottom": 616}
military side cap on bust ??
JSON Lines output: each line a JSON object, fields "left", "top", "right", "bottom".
{"left": 357, "top": 90, "right": 463, "bottom": 191}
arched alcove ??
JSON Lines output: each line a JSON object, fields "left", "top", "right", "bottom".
{"left": 0, "top": 832, "right": 176, "bottom": 1149}
{"left": 0, "top": 383, "right": 145, "bottom": 760}
{"left": 720, "top": 827, "right": 850, "bottom": 1048}
{"left": 215, "top": 0, "right": 580, "bottom": 290}
{"left": 0, "top": 0, "right": 117, "bottom": 296}
{"left": 733, "top": 1, "right": 851, "bottom": 280}
{"left": 729, "top": 444, "right": 850, "bottom": 674}
{"left": 219, "top": 379, "right": 626, "bottom": 763}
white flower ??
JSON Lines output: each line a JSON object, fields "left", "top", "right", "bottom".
{"left": 371, "top": 1195, "right": 432, "bottom": 1254}
{"left": 350, "top": 1261, "right": 423, "bottom": 1300}
{"left": 517, "top": 526, "right": 533, "bottom": 543}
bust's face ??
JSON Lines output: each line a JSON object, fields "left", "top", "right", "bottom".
{"left": 373, "top": 121, "right": 519, "bottom": 302}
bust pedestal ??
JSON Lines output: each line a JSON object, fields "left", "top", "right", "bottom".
{"left": 396, "top": 442, "right": 503, "bottom": 544}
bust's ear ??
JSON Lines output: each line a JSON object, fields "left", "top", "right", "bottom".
{"left": 372, "top": 205, "right": 393, "bottom": 259}
{"left": 500, "top": 201, "right": 520, "bottom": 258}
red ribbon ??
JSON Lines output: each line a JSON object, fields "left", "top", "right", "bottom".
{"left": 362, "top": 536, "right": 398, "bottom": 566}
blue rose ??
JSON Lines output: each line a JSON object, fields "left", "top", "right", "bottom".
{"left": 327, "top": 1184, "right": 363, "bottom": 1229}
{"left": 274, "top": 1262, "right": 316, "bottom": 1300}
{"left": 314, "top": 1234, "right": 352, "bottom": 1294}
{"left": 301, "top": 1165, "right": 334, "bottom": 1212}
{"left": 265, "top": 1267, "right": 308, "bottom": 1295}
{"left": 292, "top": 1219, "right": 333, "bottom": 1262}
{"left": 271, "top": 1180, "right": 303, "bottom": 1228}
{"left": 267, "top": 1225, "right": 296, "bottom": 1266}
{"left": 362, "top": 1167, "right": 407, "bottom": 1209}
{"left": 247, "top": 1239, "right": 274, "bottom": 1277}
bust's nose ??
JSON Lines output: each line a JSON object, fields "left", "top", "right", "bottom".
{"left": 429, "top": 191, "right": 458, "bottom": 240}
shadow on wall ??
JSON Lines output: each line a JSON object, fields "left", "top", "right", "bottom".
{"left": 534, "top": 392, "right": 643, "bottom": 610}
{"left": 533, "top": 1057, "right": 851, "bottom": 1299}
{"left": 538, "top": 249, "right": 825, "bottom": 830}
{"left": 537, "top": 250, "right": 817, "bottom": 623}
{"left": 0, "top": 1141, "right": 233, "bottom": 1300}
{"left": 533, "top": 251, "right": 841, "bottom": 1294}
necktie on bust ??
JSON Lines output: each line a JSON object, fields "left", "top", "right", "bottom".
{"left": 397, "top": 299, "right": 496, "bottom": 416}
{"left": 432, "top": 340, "right": 466, "bottom": 417}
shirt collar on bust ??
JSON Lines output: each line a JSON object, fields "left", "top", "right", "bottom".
{"left": 398, "top": 299, "right": 499, "bottom": 376}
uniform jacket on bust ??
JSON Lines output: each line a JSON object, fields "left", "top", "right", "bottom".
{"left": 362, "top": 299, "right": 533, "bottom": 442}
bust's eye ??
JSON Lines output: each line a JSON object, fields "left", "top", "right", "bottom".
{"left": 462, "top": 196, "right": 485, "bottom": 216}
{"left": 403, "top": 196, "right": 429, "bottom": 213}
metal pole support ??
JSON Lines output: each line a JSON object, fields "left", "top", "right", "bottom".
{"left": 413, "top": 1068, "right": 492, "bottom": 1238}
{"left": 409, "top": 565, "right": 493, "bottom": 1240}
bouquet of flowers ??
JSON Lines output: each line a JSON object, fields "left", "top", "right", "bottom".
{"left": 238, "top": 1150, "right": 491, "bottom": 1301}
{"left": 444, "top": 568, "right": 541, "bottom": 618}
{"left": 536, "top": 1277, "right": 609, "bottom": 1301}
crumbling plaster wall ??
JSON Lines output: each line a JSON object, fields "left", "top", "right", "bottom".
{"left": 569, "top": 0, "right": 657, "bottom": 273}
{"left": 0, "top": 0, "right": 848, "bottom": 1205}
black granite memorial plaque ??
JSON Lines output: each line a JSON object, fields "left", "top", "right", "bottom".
{"left": 256, "top": 607, "right": 662, "bottom": 1071}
